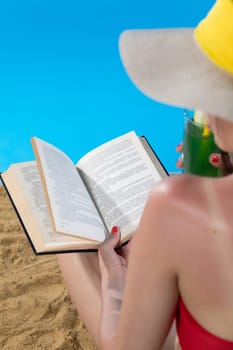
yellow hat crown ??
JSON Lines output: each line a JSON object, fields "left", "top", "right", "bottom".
{"left": 194, "top": 0, "right": 233, "bottom": 74}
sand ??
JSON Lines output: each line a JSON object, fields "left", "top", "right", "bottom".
{"left": 0, "top": 186, "right": 97, "bottom": 350}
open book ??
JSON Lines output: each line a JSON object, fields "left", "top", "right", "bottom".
{"left": 1, "top": 131, "right": 168, "bottom": 254}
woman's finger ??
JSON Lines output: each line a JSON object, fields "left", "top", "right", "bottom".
{"left": 99, "top": 226, "right": 121, "bottom": 270}
{"left": 209, "top": 153, "right": 222, "bottom": 168}
{"left": 176, "top": 154, "right": 184, "bottom": 169}
{"left": 176, "top": 142, "right": 183, "bottom": 153}
{"left": 119, "top": 238, "right": 133, "bottom": 264}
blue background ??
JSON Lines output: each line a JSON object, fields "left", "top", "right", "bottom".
{"left": 0, "top": 0, "right": 215, "bottom": 173}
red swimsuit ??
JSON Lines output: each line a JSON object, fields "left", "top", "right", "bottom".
{"left": 176, "top": 298, "right": 233, "bottom": 349}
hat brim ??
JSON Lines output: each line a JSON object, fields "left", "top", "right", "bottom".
{"left": 119, "top": 28, "right": 233, "bottom": 121}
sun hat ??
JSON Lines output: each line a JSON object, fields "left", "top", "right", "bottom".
{"left": 119, "top": 0, "right": 233, "bottom": 122}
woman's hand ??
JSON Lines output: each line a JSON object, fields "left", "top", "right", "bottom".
{"left": 175, "top": 142, "right": 184, "bottom": 169}
{"left": 176, "top": 142, "right": 222, "bottom": 169}
{"left": 98, "top": 226, "right": 132, "bottom": 348}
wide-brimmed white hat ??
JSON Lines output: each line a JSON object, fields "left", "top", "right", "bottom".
{"left": 119, "top": 0, "right": 233, "bottom": 122}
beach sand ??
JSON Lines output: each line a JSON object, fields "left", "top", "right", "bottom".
{"left": 0, "top": 186, "right": 97, "bottom": 350}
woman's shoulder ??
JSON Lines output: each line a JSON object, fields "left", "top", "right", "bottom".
{"left": 148, "top": 173, "right": 233, "bottom": 241}
{"left": 149, "top": 173, "right": 205, "bottom": 207}
{"left": 146, "top": 174, "right": 220, "bottom": 241}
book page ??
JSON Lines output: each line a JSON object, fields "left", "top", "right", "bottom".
{"left": 77, "top": 131, "right": 166, "bottom": 241}
{"left": 2, "top": 162, "right": 94, "bottom": 252}
{"left": 31, "top": 138, "right": 106, "bottom": 242}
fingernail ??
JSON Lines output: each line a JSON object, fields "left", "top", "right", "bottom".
{"left": 111, "top": 226, "right": 119, "bottom": 234}
{"left": 176, "top": 160, "right": 182, "bottom": 168}
{"left": 210, "top": 154, "right": 220, "bottom": 164}
{"left": 176, "top": 143, "right": 182, "bottom": 152}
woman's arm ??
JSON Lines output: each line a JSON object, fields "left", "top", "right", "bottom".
{"left": 99, "top": 181, "right": 180, "bottom": 350}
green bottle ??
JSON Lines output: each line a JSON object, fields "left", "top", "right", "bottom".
{"left": 183, "top": 110, "right": 221, "bottom": 177}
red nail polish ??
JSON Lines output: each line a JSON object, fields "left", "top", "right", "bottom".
{"left": 111, "top": 226, "right": 118, "bottom": 234}
{"left": 211, "top": 154, "right": 219, "bottom": 163}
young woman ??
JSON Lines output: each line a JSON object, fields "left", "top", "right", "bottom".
{"left": 58, "top": 0, "right": 233, "bottom": 348}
